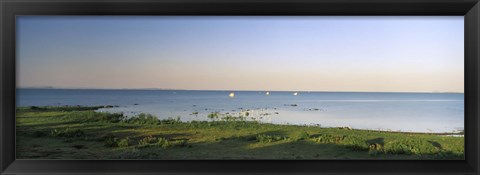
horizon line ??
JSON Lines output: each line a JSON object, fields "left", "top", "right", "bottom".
{"left": 16, "top": 87, "right": 465, "bottom": 94}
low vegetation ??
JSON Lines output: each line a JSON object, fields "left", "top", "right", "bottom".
{"left": 16, "top": 106, "right": 464, "bottom": 159}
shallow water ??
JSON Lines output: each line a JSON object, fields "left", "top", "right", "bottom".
{"left": 17, "top": 89, "right": 464, "bottom": 133}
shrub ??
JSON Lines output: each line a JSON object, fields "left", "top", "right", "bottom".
{"left": 383, "top": 139, "right": 440, "bottom": 155}
{"left": 138, "top": 135, "right": 158, "bottom": 147}
{"left": 221, "top": 115, "right": 246, "bottom": 122}
{"left": 340, "top": 136, "right": 369, "bottom": 151}
{"left": 207, "top": 112, "right": 219, "bottom": 120}
{"left": 313, "top": 134, "right": 344, "bottom": 144}
{"left": 104, "top": 134, "right": 119, "bottom": 147}
{"left": 96, "top": 112, "right": 125, "bottom": 123}
{"left": 166, "top": 139, "right": 188, "bottom": 148}
{"left": 384, "top": 141, "right": 413, "bottom": 154}
{"left": 125, "top": 113, "right": 160, "bottom": 125}
{"left": 237, "top": 135, "right": 257, "bottom": 141}
{"left": 159, "top": 116, "right": 181, "bottom": 125}
{"left": 153, "top": 137, "right": 185, "bottom": 148}
{"left": 296, "top": 131, "right": 310, "bottom": 141}
{"left": 29, "top": 106, "right": 45, "bottom": 111}
{"left": 368, "top": 143, "right": 384, "bottom": 156}
{"left": 103, "top": 135, "right": 131, "bottom": 148}
{"left": 256, "top": 134, "right": 289, "bottom": 143}
{"left": 64, "top": 111, "right": 125, "bottom": 123}
{"left": 118, "top": 137, "right": 131, "bottom": 148}
{"left": 312, "top": 134, "right": 369, "bottom": 151}
{"left": 369, "top": 143, "right": 383, "bottom": 151}
{"left": 137, "top": 136, "right": 187, "bottom": 148}
{"left": 155, "top": 137, "right": 169, "bottom": 147}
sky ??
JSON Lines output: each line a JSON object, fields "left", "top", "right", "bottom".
{"left": 16, "top": 16, "right": 464, "bottom": 92}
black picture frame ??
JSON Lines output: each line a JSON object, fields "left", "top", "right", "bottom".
{"left": 1, "top": 0, "right": 479, "bottom": 174}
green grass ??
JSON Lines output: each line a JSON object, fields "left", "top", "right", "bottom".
{"left": 16, "top": 106, "right": 464, "bottom": 160}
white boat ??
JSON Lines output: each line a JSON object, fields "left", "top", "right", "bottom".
{"left": 293, "top": 92, "right": 298, "bottom": 96}
{"left": 229, "top": 92, "right": 235, "bottom": 98}
{"left": 265, "top": 92, "right": 270, "bottom": 95}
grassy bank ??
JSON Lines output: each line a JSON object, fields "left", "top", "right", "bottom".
{"left": 16, "top": 106, "right": 464, "bottom": 159}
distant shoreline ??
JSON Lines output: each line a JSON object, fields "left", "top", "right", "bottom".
{"left": 16, "top": 88, "right": 464, "bottom": 94}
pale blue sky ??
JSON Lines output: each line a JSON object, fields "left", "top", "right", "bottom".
{"left": 16, "top": 16, "right": 464, "bottom": 92}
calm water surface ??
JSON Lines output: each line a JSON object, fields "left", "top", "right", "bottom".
{"left": 17, "top": 89, "right": 464, "bottom": 133}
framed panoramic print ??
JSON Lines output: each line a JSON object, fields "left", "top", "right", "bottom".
{"left": 1, "top": 0, "right": 480, "bottom": 174}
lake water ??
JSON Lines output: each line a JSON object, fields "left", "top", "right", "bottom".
{"left": 17, "top": 89, "right": 464, "bottom": 133}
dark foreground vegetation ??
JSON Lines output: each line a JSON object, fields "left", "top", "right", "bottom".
{"left": 16, "top": 106, "right": 464, "bottom": 159}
